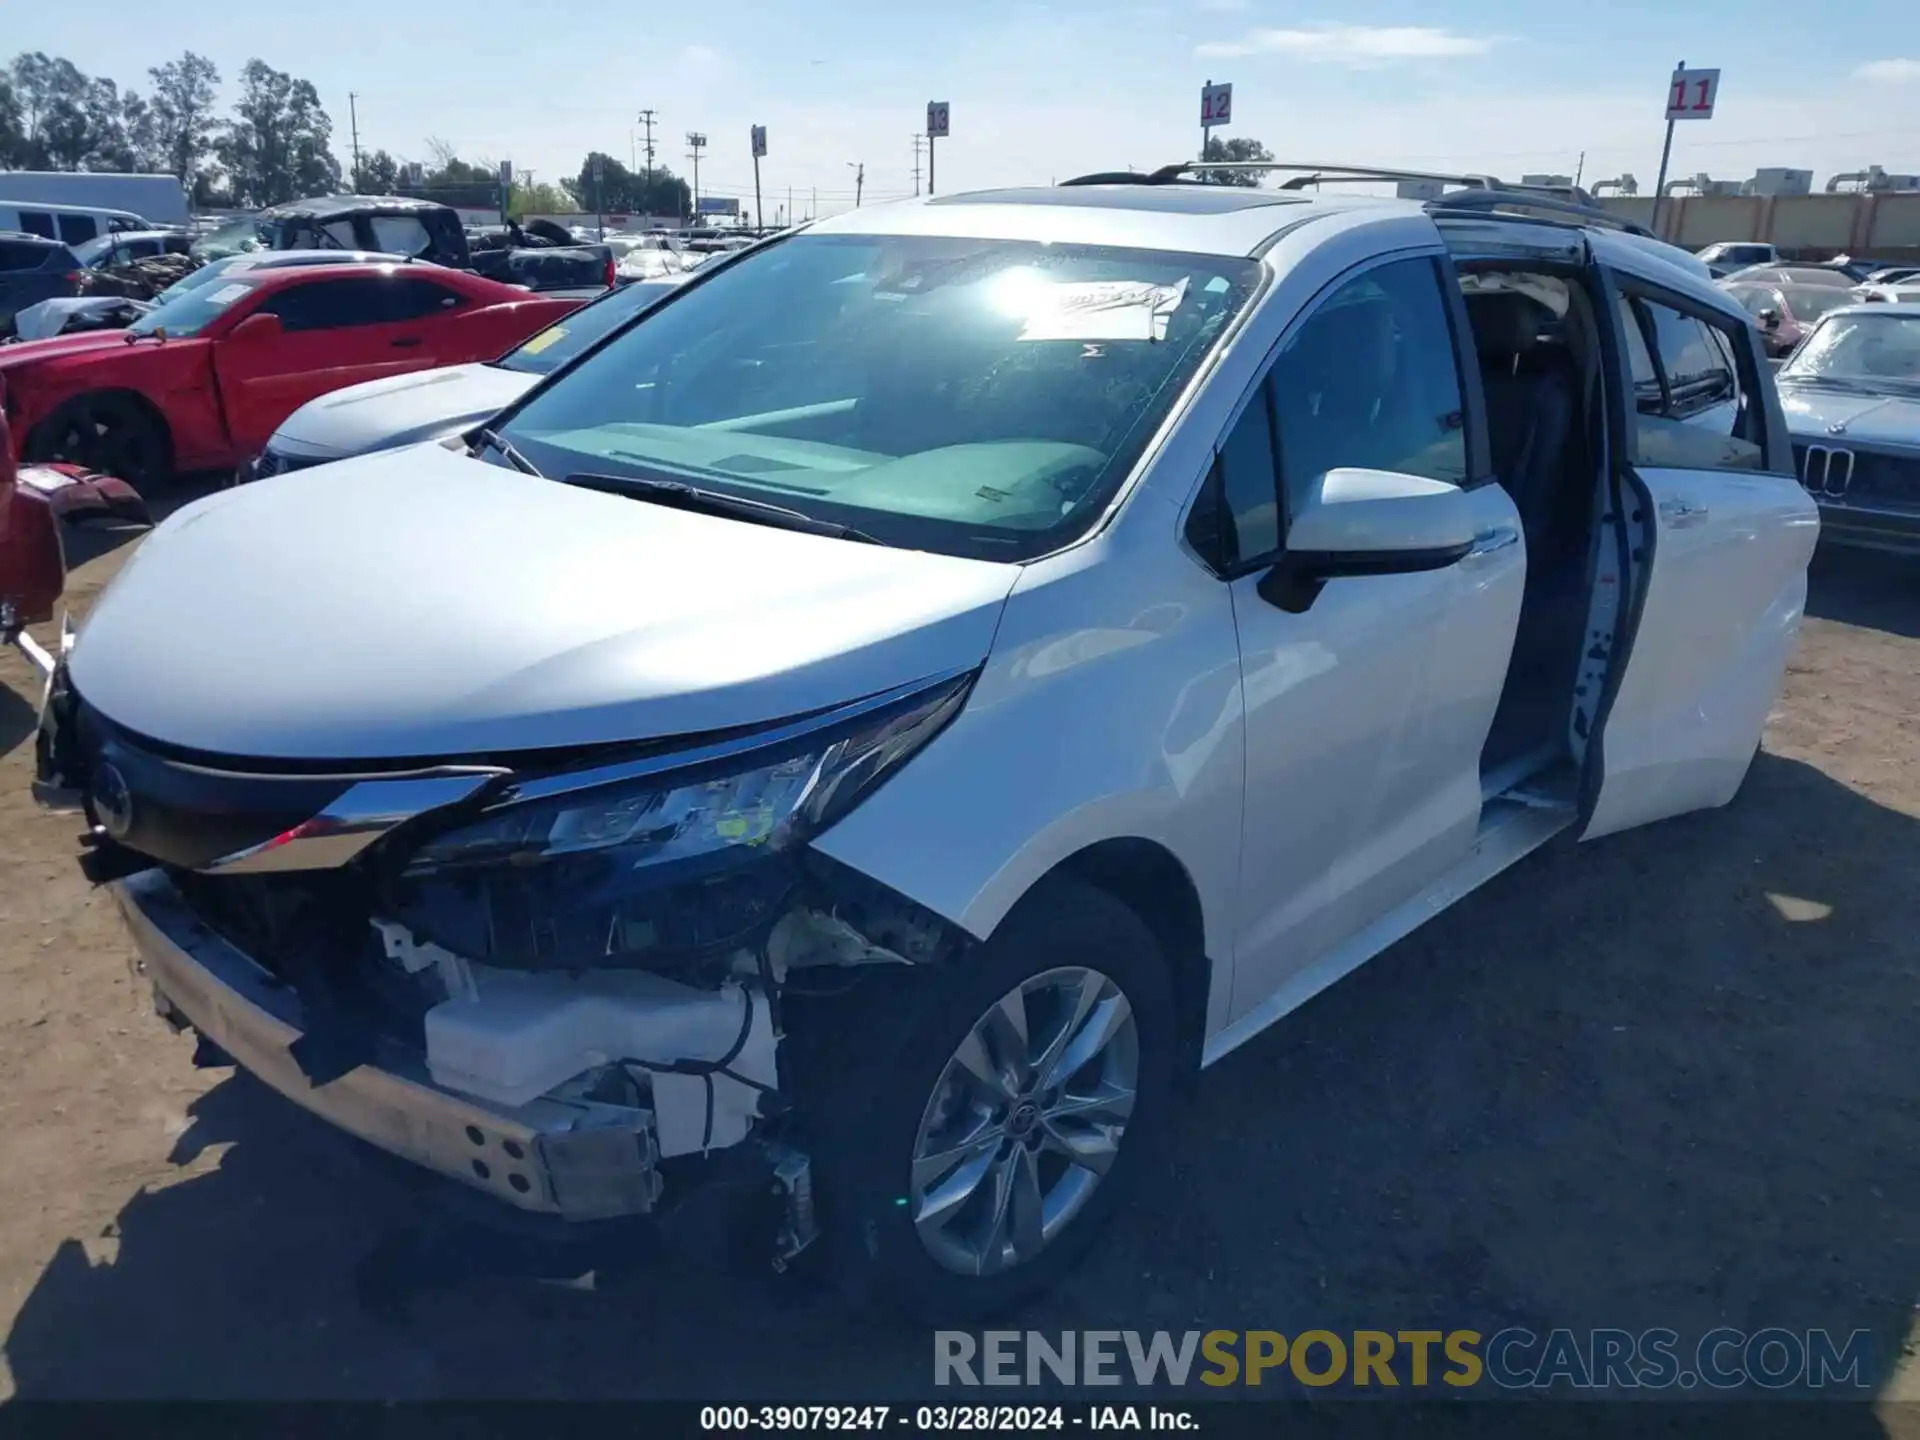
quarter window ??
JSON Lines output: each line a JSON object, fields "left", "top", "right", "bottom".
{"left": 57, "top": 215, "right": 99, "bottom": 245}
{"left": 17, "top": 211, "right": 56, "bottom": 240}
{"left": 1213, "top": 390, "right": 1282, "bottom": 563}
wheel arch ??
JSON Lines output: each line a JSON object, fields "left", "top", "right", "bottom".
{"left": 24, "top": 387, "right": 175, "bottom": 467}
{"left": 1029, "top": 837, "right": 1214, "bottom": 1085}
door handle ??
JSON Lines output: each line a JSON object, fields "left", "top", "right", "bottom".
{"left": 390, "top": 336, "right": 424, "bottom": 348}
{"left": 1657, "top": 497, "right": 1709, "bottom": 528}
{"left": 1462, "top": 524, "right": 1520, "bottom": 564}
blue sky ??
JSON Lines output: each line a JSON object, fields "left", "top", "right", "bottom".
{"left": 13, "top": 0, "right": 1920, "bottom": 218}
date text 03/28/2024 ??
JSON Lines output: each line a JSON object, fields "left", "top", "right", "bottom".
{"left": 699, "top": 1406, "right": 1193, "bottom": 1432}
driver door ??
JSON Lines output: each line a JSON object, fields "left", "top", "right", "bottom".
{"left": 1218, "top": 252, "right": 1526, "bottom": 1023}
{"left": 213, "top": 275, "right": 443, "bottom": 456}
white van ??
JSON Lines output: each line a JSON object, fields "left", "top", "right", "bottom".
{"left": 0, "top": 201, "right": 155, "bottom": 251}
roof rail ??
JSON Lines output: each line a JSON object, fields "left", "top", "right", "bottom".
{"left": 1424, "top": 188, "right": 1655, "bottom": 238}
{"left": 1060, "top": 161, "right": 1503, "bottom": 190}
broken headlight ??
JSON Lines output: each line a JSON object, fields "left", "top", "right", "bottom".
{"left": 385, "top": 673, "right": 972, "bottom": 971}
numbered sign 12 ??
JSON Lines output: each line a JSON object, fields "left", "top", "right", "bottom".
{"left": 1665, "top": 68, "right": 1720, "bottom": 121}
{"left": 751, "top": 124, "right": 767, "bottom": 159}
{"left": 1201, "top": 82, "right": 1232, "bottom": 128}
{"left": 927, "top": 102, "right": 950, "bottom": 138}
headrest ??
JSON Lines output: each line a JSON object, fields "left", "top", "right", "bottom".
{"left": 1464, "top": 290, "right": 1550, "bottom": 356}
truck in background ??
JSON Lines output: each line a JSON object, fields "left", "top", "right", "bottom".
{"left": 0, "top": 173, "right": 190, "bottom": 228}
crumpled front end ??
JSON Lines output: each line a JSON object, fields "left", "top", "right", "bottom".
{"left": 40, "top": 665, "right": 975, "bottom": 1261}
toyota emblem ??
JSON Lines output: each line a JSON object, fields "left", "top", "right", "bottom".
{"left": 92, "top": 763, "right": 134, "bottom": 839}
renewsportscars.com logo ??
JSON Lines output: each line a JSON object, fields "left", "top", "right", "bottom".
{"left": 934, "top": 1328, "right": 1874, "bottom": 1391}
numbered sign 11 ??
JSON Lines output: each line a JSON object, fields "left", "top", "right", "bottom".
{"left": 1665, "top": 68, "right": 1720, "bottom": 121}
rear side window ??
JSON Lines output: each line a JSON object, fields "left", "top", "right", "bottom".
{"left": 0, "top": 241, "right": 57, "bottom": 272}
{"left": 17, "top": 211, "right": 56, "bottom": 240}
{"left": 369, "top": 215, "right": 434, "bottom": 257}
{"left": 1616, "top": 290, "right": 1768, "bottom": 472}
{"left": 390, "top": 279, "right": 463, "bottom": 320}
{"left": 57, "top": 214, "right": 98, "bottom": 245}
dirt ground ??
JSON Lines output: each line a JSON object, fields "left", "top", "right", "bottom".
{"left": 0, "top": 492, "right": 1916, "bottom": 1412}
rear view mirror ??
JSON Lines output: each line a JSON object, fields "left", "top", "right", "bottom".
{"left": 1258, "top": 468, "right": 1477, "bottom": 614}
{"left": 229, "top": 312, "right": 282, "bottom": 342}
{"left": 1758, "top": 309, "right": 1781, "bottom": 330}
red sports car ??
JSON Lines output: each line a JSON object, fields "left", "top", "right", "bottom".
{"left": 0, "top": 262, "right": 584, "bottom": 486}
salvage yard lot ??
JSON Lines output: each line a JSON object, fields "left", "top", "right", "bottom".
{"left": 0, "top": 496, "right": 1915, "bottom": 1401}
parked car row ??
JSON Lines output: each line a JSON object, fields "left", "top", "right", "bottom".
{"left": 11, "top": 166, "right": 1831, "bottom": 1320}
{"left": 0, "top": 258, "right": 585, "bottom": 485}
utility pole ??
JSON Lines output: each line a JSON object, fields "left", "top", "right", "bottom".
{"left": 348, "top": 92, "right": 363, "bottom": 193}
{"left": 849, "top": 161, "right": 863, "bottom": 207}
{"left": 912, "top": 134, "right": 926, "bottom": 196}
{"left": 687, "top": 133, "right": 707, "bottom": 223}
{"left": 1574, "top": 150, "right": 1586, "bottom": 189}
{"left": 637, "top": 108, "right": 658, "bottom": 217}
{"left": 810, "top": 186, "right": 816, "bottom": 221}
{"left": 1651, "top": 59, "right": 1684, "bottom": 239}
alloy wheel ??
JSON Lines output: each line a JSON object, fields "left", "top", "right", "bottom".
{"left": 909, "top": 966, "right": 1139, "bottom": 1277}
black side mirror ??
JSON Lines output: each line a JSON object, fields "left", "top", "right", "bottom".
{"left": 1758, "top": 309, "right": 1781, "bottom": 331}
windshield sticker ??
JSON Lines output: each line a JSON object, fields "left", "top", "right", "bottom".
{"left": 519, "top": 326, "right": 567, "bottom": 354}
{"left": 205, "top": 283, "right": 253, "bottom": 306}
{"left": 1018, "top": 278, "right": 1190, "bottom": 342}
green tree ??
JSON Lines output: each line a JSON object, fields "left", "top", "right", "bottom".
{"left": 417, "top": 154, "right": 501, "bottom": 209}
{"left": 217, "top": 59, "right": 341, "bottom": 206}
{"left": 359, "top": 147, "right": 400, "bottom": 194}
{"left": 118, "top": 92, "right": 165, "bottom": 172}
{"left": 562, "top": 151, "right": 690, "bottom": 219}
{"left": 35, "top": 58, "right": 96, "bottom": 170}
{"left": 508, "top": 180, "right": 570, "bottom": 218}
{"left": 7, "top": 53, "right": 58, "bottom": 164}
{"left": 1195, "top": 134, "right": 1274, "bottom": 187}
{"left": 0, "top": 74, "right": 25, "bottom": 168}
{"left": 148, "top": 52, "right": 221, "bottom": 184}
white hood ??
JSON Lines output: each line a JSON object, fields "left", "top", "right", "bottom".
{"left": 70, "top": 444, "right": 1018, "bottom": 759}
{"left": 270, "top": 363, "right": 541, "bottom": 460}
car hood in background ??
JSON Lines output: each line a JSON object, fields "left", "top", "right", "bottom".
{"left": 10, "top": 296, "right": 154, "bottom": 342}
{"left": 1779, "top": 385, "right": 1920, "bottom": 449}
{"left": 269, "top": 362, "right": 541, "bottom": 460}
{"left": 68, "top": 444, "right": 1018, "bottom": 760}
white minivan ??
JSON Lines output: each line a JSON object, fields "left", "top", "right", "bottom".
{"left": 36, "top": 166, "right": 1819, "bottom": 1317}
{"left": 0, "top": 201, "right": 154, "bottom": 251}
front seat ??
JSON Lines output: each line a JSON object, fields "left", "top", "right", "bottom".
{"left": 1466, "top": 290, "right": 1579, "bottom": 565}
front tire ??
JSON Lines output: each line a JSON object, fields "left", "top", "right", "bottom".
{"left": 810, "top": 878, "right": 1175, "bottom": 1320}
{"left": 26, "top": 393, "right": 173, "bottom": 488}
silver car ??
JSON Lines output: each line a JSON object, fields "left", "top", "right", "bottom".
{"left": 1777, "top": 302, "right": 1920, "bottom": 552}
{"left": 245, "top": 276, "right": 688, "bottom": 476}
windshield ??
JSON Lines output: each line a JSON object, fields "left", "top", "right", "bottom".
{"left": 497, "top": 233, "right": 1262, "bottom": 561}
{"left": 72, "top": 235, "right": 117, "bottom": 267}
{"left": 1783, "top": 288, "right": 1855, "bottom": 321}
{"left": 152, "top": 255, "right": 250, "bottom": 304}
{"left": 127, "top": 273, "right": 263, "bottom": 337}
{"left": 497, "top": 281, "right": 682, "bottom": 376}
{"left": 1782, "top": 312, "right": 1920, "bottom": 388}
{"left": 191, "top": 216, "right": 268, "bottom": 261}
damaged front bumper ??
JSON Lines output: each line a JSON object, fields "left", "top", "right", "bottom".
{"left": 116, "top": 867, "right": 666, "bottom": 1222}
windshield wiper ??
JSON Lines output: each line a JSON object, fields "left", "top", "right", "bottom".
{"left": 473, "top": 427, "right": 543, "bottom": 477}
{"left": 562, "top": 471, "right": 890, "bottom": 545}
